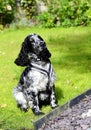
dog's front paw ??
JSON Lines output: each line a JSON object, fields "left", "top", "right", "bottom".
{"left": 32, "top": 109, "right": 45, "bottom": 115}
{"left": 51, "top": 104, "right": 58, "bottom": 109}
{"left": 17, "top": 104, "right": 28, "bottom": 112}
{"left": 35, "top": 111, "right": 45, "bottom": 115}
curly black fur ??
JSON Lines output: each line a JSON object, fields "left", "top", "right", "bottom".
{"left": 13, "top": 34, "right": 58, "bottom": 115}
{"left": 14, "top": 34, "right": 51, "bottom": 66}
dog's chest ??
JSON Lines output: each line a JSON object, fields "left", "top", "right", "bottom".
{"left": 26, "top": 62, "right": 56, "bottom": 91}
{"left": 28, "top": 70, "right": 48, "bottom": 91}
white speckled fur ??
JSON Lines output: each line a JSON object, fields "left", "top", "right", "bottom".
{"left": 13, "top": 34, "right": 58, "bottom": 115}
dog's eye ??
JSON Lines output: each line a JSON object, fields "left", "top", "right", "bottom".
{"left": 39, "top": 41, "right": 45, "bottom": 45}
{"left": 40, "top": 41, "right": 44, "bottom": 44}
{"left": 30, "top": 38, "right": 34, "bottom": 43}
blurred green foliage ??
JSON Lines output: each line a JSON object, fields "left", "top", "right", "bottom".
{"left": 21, "top": 0, "right": 36, "bottom": 19}
{"left": 0, "top": 0, "right": 91, "bottom": 28}
{"left": 37, "top": 0, "right": 90, "bottom": 28}
{"left": 0, "top": 0, "right": 15, "bottom": 26}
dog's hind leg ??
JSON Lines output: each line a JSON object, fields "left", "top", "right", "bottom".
{"left": 13, "top": 85, "right": 28, "bottom": 112}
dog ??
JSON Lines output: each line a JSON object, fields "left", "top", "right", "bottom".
{"left": 13, "top": 34, "right": 58, "bottom": 115}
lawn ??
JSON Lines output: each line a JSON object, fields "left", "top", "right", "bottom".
{"left": 0, "top": 27, "right": 91, "bottom": 130}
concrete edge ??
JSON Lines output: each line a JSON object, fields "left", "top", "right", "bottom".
{"left": 34, "top": 88, "right": 91, "bottom": 130}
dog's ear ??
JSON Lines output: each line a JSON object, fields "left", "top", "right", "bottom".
{"left": 14, "top": 36, "right": 31, "bottom": 66}
{"left": 47, "top": 49, "right": 51, "bottom": 58}
{"left": 40, "top": 48, "right": 51, "bottom": 61}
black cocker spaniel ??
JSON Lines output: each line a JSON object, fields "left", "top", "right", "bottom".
{"left": 13, "top": 34, "right": 58, "bottom": 115}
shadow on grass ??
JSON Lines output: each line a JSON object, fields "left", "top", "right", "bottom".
{"left": 54, "top": 52, "right": 91, "bottom": 74}
{"left": 50, "top": 34, "right": 91, "bottom": 74}
{"left": 55, "top": 87, "right": 64, "bottom": 101}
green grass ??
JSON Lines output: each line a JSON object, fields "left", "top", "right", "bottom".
{"left": 0, "top": 27, "right": 91, "bottom": 130}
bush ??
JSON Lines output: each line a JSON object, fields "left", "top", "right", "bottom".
{"left": 0, "top": 0, "right": 15, "bottom": 26}
{"left": 21, "top": 0, "right": 36, "bottom": 19}
{"left": 37, "top": 12, "right": 56, "bottom": 28}
{"left": 37, "top": 0, "right": 90, "bottom": 28}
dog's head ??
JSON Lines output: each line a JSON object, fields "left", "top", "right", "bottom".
{"left": 14, "top": 34, "right": 51, "bottom": 66}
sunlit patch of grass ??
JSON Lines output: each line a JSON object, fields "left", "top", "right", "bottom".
{"left": 0, "top": 27, "right": 91, "bottom": 129}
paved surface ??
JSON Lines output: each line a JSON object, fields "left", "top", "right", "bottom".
{"left": 39, "top": 95, "right": 91, "bottom": 130}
